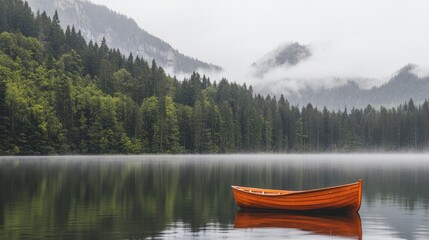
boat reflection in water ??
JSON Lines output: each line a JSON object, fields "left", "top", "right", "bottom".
{"left": 234, "top": 211, "right": 362, "bottom": 239}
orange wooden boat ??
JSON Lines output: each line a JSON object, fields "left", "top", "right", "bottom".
{"left": 234, "top": 211, "right": 362, "bottom": 239}
{"left": 231, "top": 179, "right": 362, "bottom": 212}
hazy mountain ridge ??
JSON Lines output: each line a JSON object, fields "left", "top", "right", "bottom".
{"left": 287, "top": 64, "right": 429, "bottom": 110}
{"left": 251, "top": 42, "right": 429, "bottom": 110}
{"left": 252, "top": 42, "right": 311, "bottom": 76}
{"left": 26, "top": 0, "right": 221, "bottom": 74}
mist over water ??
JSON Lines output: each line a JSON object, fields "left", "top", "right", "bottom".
{"left": 1, "top": 154, "right": 428, "bottom": 239}
{"left": 4, "top": 1, "right": 429, "bottom": 239}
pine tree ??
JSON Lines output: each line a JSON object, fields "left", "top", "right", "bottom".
{"left": 176, "top": 104, "right": 194, "bottom": 151}
{"left": 0, "top": 76, "right": 10, "bottom": 153}
{"left": 294, "top": 118, "right": 307, "bottom": 152}
{"left": 193, "top": 100, "right": 203, "bottom": 153}
{"left": 219, "top": 101, "right": 235, "bottom": 152}
{"left": 47, "top": 10, "right": 65, "bottom": 57}
{"left": 156, "top": 97, "right": 181, "bottom": 153}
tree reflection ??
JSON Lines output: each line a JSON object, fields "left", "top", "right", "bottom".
{"left": 0, "top": 156, "right": 428, "bottom": 239}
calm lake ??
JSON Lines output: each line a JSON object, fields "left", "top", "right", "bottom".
{"left": 0, "top": 154, "right": 429, "bottom": 239}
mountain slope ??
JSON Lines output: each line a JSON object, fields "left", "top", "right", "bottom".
{"left": 251, "top": 42, "right": 311, "bottom": 76}
{"left": 26, "top": 0, "right": 221, "bottom": 74}
{"left": 287, "top": 64, "right": 429, "bottom": 109}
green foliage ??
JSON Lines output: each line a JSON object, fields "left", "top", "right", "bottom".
{"left": 176, "top": 103, "right": 194, "bottom": 150}
{"left": 153, "top": 96, "right": 182, "bottom": 153}
{"left": 140, "top": 96, "right": 158, "bottom": 152}
{"left": 2, "top": 0, "right": 429, "bottom": 154}
{"left": 0, "top": 0, "right": 38, "bottom": 37}
{"left": 0, "top": 69, "right": 10, "bottom": 153}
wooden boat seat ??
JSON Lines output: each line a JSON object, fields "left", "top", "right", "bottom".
{"left": 238, "top": 186, "right": 295, "bottom": 196}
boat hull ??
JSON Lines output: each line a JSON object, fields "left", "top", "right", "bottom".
{"left": 231, "top": 180, "right": 362, "bottom": 212}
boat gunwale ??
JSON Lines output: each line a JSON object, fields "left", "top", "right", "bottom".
{"left": 231, "top": 180, "right": 361, "bottom": 197}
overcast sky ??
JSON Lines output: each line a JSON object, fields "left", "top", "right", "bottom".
{"left": 90, "top": 0, "right": 429, "bottom": 90}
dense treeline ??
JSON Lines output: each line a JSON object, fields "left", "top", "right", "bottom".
{"left": 1, "top": 0, "right": 429, "bottom": 155}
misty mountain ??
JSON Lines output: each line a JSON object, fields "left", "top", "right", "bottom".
{"left": 251, "top": 42, "right": 311, "bottom": 76}
{"left": 26, "top": 0, "right": 221, "bottom": 74}
{"left": 287, "top": 64, "right": 429, "bottom": 110}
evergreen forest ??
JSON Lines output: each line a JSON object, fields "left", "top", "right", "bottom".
{"left": 1, "top": 0, "right": 429, "bottom": 155}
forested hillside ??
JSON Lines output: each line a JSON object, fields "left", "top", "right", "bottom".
{"left": 1, "top": 0, "right": 429, "bottom": 155}
{"left": 26, "top": 0, "right": 222, "bottom": 73}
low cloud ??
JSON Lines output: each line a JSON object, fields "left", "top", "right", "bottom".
{"left": 411, "top": 65, "right": 429, "bottom": 78}
{"left": 93, "top": 0, "right": 429, "bottom": 98}
{"left": 200, "top": 38, "right": 426, "bottom": 98}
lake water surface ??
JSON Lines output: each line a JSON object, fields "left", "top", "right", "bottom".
{"left": 0, "top": 154, "right": 429, "bottom": 239}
